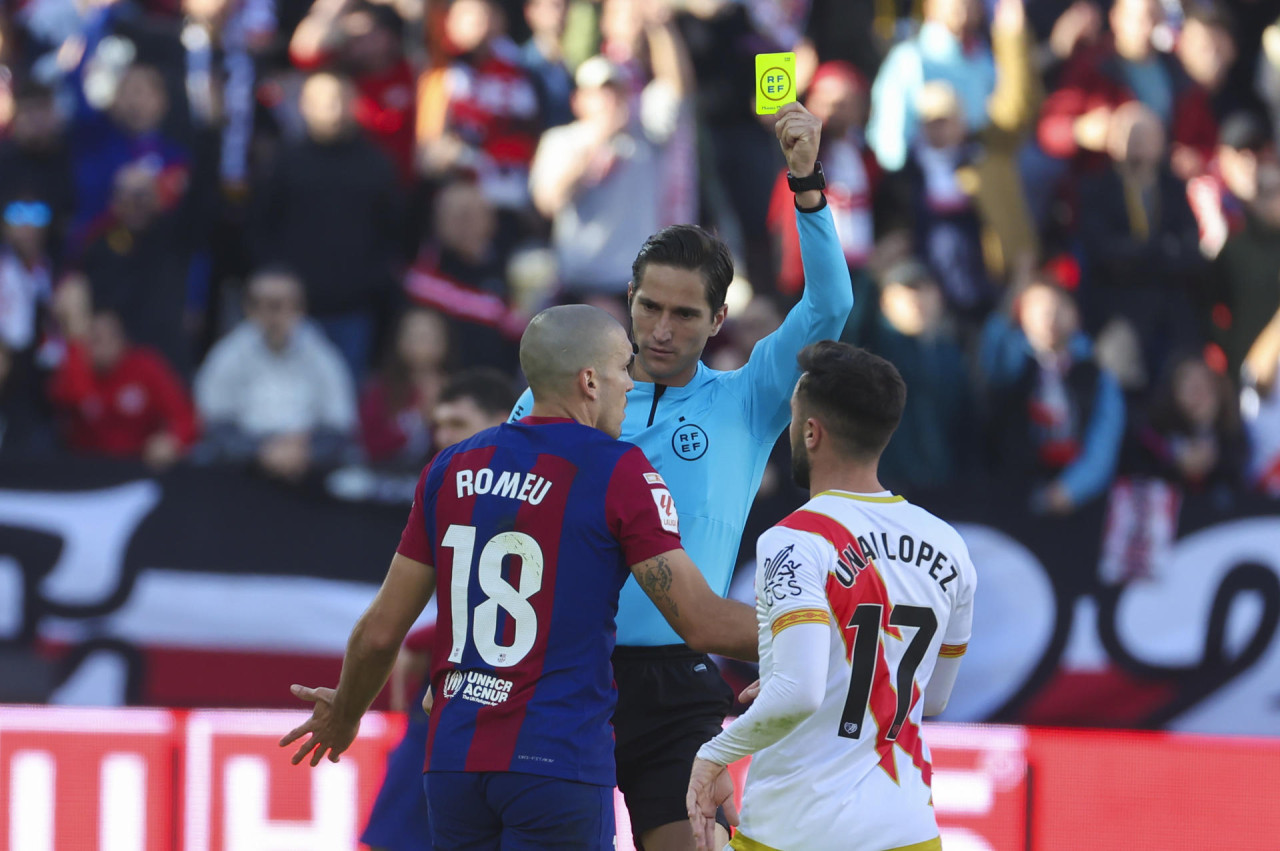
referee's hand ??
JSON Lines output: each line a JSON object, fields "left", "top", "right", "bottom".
{"left": 687, "top": 757, "right": 738, "bottom": 851}
{"left": 279, "top": 684, "right": 360, "bottom": 767}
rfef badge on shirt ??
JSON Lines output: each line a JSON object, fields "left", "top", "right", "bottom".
{"left": 755, "top": 52, "right": 797, "bottom": 114}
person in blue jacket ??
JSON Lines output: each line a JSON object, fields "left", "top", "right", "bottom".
{"left": 509, "top": 101, "right": 853, "bottom": 851}
{"left": 979, "top": 274, "right": 1126, "bottom": 515}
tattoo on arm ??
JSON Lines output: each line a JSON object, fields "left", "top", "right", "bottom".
{"left": 640, "top": 555, "right": 679, "bottom": 619}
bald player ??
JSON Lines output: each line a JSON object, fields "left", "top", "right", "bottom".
{"left": 283, "top": 305, "right": 757, "bottom": 850}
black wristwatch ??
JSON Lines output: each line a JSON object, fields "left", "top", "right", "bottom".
{"left": 787, "top": 161, "right": 826, "bottom": 193}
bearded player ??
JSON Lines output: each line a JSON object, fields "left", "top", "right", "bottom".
{"left": 687, "top": 342, "right": 977, "bottom": 851}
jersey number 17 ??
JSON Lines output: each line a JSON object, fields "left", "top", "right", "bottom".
{"left": 839, "top": 604, "right": 937, "bottom": 742}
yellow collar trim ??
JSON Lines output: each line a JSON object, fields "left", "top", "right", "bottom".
{"left": 816, "top": 489, "right": 905, "bottom": 503}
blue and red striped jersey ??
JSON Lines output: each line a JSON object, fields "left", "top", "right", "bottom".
{"left": 397, "top": 416, "right": 682, "bottom": 786}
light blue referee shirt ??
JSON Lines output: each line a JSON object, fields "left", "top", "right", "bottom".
{"left": 511, "top": 204, "right": 853, "bottom": 646}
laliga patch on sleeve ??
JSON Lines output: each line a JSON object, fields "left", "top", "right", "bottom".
{"left": 755, "top": 52, "right": 796, "bottom": 115}
{"left": 643, "top": 472, "right": 666, "bottom": 485}
{"left": 651, "top": 487, "right": 679, "bottom": 534}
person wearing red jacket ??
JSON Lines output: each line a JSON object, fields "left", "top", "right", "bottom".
{"left": 1036, "top": 0, "right": 1219, "bottom": 176}
{"left": 48, "top": 306, "right": 198, "bottom": 468}
{"left": 291, "top": 0, "right": 418, "bottom": 181}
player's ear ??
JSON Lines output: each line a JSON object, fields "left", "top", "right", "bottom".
{"left": 805, "top": 416, "right": 822, "bottom": 451}
{"left": 579, "top": 366, "right": 600, "bottom": 401}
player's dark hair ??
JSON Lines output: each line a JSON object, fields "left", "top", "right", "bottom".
{"left": 440, "top": 368, "right": 519, "bottom": 418}
{"left": 795, "top": 341, "right": 906, "bottom": 460}
{"left": 631, "top": 225, "right": 734, "bottom": 313}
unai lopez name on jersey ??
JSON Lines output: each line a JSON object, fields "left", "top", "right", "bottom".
{"left": 441, "top": 670, "right": 515, "bottom": 706}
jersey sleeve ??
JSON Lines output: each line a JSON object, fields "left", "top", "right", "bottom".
{"left": 735, "top": 204, "right": 855, "bottom": 441}
{"left": 940, "top": 542, "right": 977, "bottom": 658}
{"left": 605, "top": 445, "right": 683, "bottom": 565}
{"left": 396, "top": 459, "right": 436, "bottom": 564}
{"left": 756, "top": 525, "right": 834, "bottom": 633}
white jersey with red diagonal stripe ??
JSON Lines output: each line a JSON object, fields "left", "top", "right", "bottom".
{"left": 731, "top": 490, "right": 976, "bottom": 851}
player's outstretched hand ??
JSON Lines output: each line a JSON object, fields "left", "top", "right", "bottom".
{"left": 687, "top": 757, "right": 738, "bottom": 851}
{"left": 279, "top": 684, "right": 360, "bottom": 767}
{"left": 738, "top": 679, "right": 761, "bottom": 704}
{"left": 773, "top": 102, "right": 821, "bottom": 178}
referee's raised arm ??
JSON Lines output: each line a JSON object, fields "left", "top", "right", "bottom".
{"left": 737, "top": 103, "right": 855, "bottom": 437}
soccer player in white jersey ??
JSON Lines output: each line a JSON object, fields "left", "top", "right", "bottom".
{"left": 686, "top": 341, "right": 977, "bottom": 851}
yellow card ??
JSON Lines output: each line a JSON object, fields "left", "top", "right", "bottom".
{"left": 755, "top": 52, "right": 797, "bottom": 115}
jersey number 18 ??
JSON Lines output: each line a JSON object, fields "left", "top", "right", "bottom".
{"left": 441, "top": 523, "right": 545, "bottom": 668}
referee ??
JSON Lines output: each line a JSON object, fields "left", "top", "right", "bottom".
{"left": 510, "top": 102, "right": 852, "bottom": 850}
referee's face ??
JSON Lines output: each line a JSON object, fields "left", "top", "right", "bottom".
{"left": 628, "top": 265, "right": 726, "bottom": 387}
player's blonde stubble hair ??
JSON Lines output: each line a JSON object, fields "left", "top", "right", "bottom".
{"left": 519, "top": 304, "right": 627, "bottom": 404}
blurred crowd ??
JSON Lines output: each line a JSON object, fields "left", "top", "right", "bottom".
{"left": 1, "top": 0, "right": 1280, "bottom": 528}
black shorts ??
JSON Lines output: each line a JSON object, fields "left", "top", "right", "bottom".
{"left": 612, "top": 644, "right": 735, "bottom": 844}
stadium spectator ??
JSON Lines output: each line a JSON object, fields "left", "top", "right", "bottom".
{"left": 596, "top": 0, "right": 697, "bottom": 232}
{"left": 1241, "top": 294, "right": 1280, "bottom": 495}
{"left": 405, "top": 179, "right": 520, "bottom": 372}
{"left": 529, "top": 53, "right": 685, "bottom": 294}
{"left": 902, "top": 81, "right": 992, "bottom": 315}
{"left": 677, "top": 0, "right": 792, "bottom": 292}
{"left": 968, "top": 0, "right": 1041, "bottom": 284}
{"left": 1034, "top": 0, "right": 1174, "bottom": 170}
{"left": 980, "top": 275, "right": 1126, "bottom": 515}
{"left": 1123, "top": 352, "right": 1245, "bottom": 493}
{"left": 0, "top": 83, "right": 74, "bottom": 254}
{"left": 1187, "top": 111, "right": 1271, "bottom": 259}
{"left": 180, "top": 0, "right": 278, "bottom": 193}
{"left": 520, "top": 0, "right": 574, "bottom": 129}
{"left": 767, "top": 61, "right": 878, "bottom": 296}
{"left": 251, "top": 72, "right": 404, "bottom": 379}
{"left": 0, "top": 199, "right": 55, "bottom": 360}
{"left": 1170, "top": 2, "right": 1238, "bottom": 176}
{"left": 430, "top": 366, "right": 517, "bottom": 451}
{"left": 852, "top": 260, "right": 974, "bottom": 495}
{"left": 78, "top": 161, "right": 198, "bottom": 376}
{"left": 0, "top": 340, "right": 50, "bottom": 457}
{"left": 1210, "top": 162, "right": 1280, "bottom": 379}
{"left": 193, "top": 267, "right": 357, "bottom": 481}
{"left": 291, "top": 0, "right": 417, "bottom": 180}
{"left": 48, "top": 305, "right": 198, "bottom": 468}
{"left": 0, "top": 202, "right": 58, "bottom": 459}
{"left": 1076, "top": 102, "right": 1203, "bottom": 380}
{"left": 359, "top": 308, "right": 449, "bottom": 469}
{"left": 417, "top": 0, "right": 542, "bottom": 215}
{"left": 868, "top": 0, "right": 996, "bottom": 173}
{"left": 1262, "top": 17, "right": 1280, "bottom": 144}
{"left": 67, "top": 51, "right": 190, "bottom": 245}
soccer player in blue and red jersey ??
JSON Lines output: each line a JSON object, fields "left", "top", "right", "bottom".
{"left": 281, "top": 305, "right": 757, "bottom": 850}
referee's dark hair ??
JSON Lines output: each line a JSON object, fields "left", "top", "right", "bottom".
{"left": 795, "top": 341, "right": 906, "bottom": 460}
{"left": 631, "top": 225, "right": 734, "bottom": 312}
{"left": 440, "top": 368, "right": 519, "bottom": 419}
